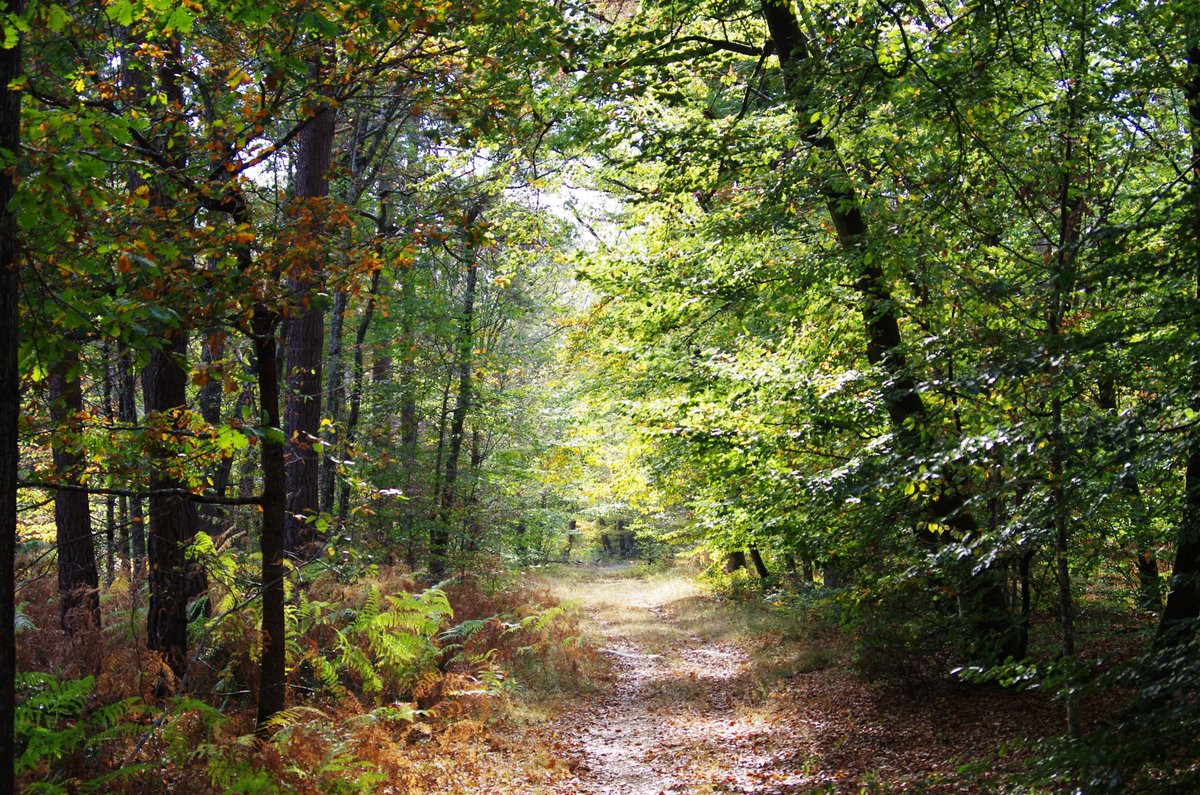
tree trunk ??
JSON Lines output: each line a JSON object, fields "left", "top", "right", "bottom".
{"left": 283, "top": 55, "right": 336, "bottom": 558}
{"left": 0, "top": 9, "right": 24, "bottom": 785}
{"left": 102, "top": 342, "right": 116, "bottom": 583}
{"left": 1098, "top": 377, "right": 1162, "bottom": 612}
{"left": 143, "top": 330, "right": 198, "bottom": 679}
{"left": 1160, "top": 22, "right": 1200, "bottom": 645}
{"left": 253, "top": 303, "right": 288, "bottom": 732}
{"left": 432, "top": 227, "right": 480, "bottom": 580}
{"left": 749, "top": 546, "right": 770, "bottom": 580}
{"left": 398, "top": 243, "right": 420, "bottom": 553}
{"left": 801, "top": 556, "right": 815, "bottom": 583}
{"left": 49, "top": 351, "right": 101, "bottom": 631}
{"left": 118, "top": 345, "right": 145, "bottom": 563}
{"left": 320, "top": 288, "right": 346, "bottom": 517}
{"left": 761, "top": 0, "right": 1019, "bottom": 662}
{"left": 725, "top": 550, "right": 747, "bottom": 573}
{"left": 197, "top": 331, "right": 233, "bottom": 547}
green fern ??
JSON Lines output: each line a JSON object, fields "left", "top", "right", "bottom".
{"left": 288, "top": 583, "right": 454, "bottom": 704}
{"left": 15, "top": 673, "right": 142, "bottom": 786}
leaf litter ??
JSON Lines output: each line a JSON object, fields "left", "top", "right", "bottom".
{"left": 467, "top": 564, "right": 1092, "bottom": 794}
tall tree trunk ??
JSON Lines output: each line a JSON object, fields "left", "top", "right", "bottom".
{"left": 434, "top": 241, "right": 480, "bottom": 578}
{"left": 749, "top": 546, "right": 770, "bottom": 580}
{"left": 320, "top": 288, "right": 346, "bottom": 516}
{"left": 1048, "top": 19, "right": 1087, "bottom": 736}
{"left": 1098, "top": 377, "right": 1162, "bottom": 611}
{"left": 212, "top": 177, "right": 288, "bottom": 728}
{"left": 0, "top": 8, "right": 24, "bottom": 786}
{"left": 143, "top": 40, "right": 202, "bottom": 677}
{"left": 102, "top": 345, "right": 116, "bottom": 583}
{"left": 142, "top": 330, "right": 198, "bottom": 679}
{"left": 1160, "top": 21, "right": 1200, "bottom": 644}
{"left": 118, "top": 346, "right": 145, "bottom": 563}
{"left": 398, "top": 245, "right": 420, "bottom": 552}
{"left": 49, "top": 351, "right": 101, "bottom": 631}
{"left": 432, "top": 216, "right": 481, "bottom": 579}
{"left": 761, "top": 0, "right": 1019, "bottom": 662}
{"left": 253, "top": 303, "right": 288, "bottom": 732}
{"left": 335, "top": 263, "right": 384, "bottom": 528}
{"left": 197, "top": 331, "right": 232, "bottom": 549}
{"left": 283, "top": 57, "right": 337, "bottom": 558}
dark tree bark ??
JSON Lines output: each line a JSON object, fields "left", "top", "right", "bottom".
{"left": 143, "top": 329, "right": 199, "bottom": 678}
{"left": 142, "top": 39, "right": 202, "bottom": 678}
{"left": 252, "top": 303, "right": 288, "bottom": 732}
{"left": 748, "top": 546, "right": 770, "bottom": 580}
{"left": 1098, "top": 377, "right": 1162, "bottom": 612}
{"left": 49, "top": 351, "right": 101, "bottom": 631}
{"left": 432, "top": 226, "right": 480, "bottom": 580}
{"left": 101, "top": 346, "right": 116, "bottom": 583}
{"left": 1, "top": 7, "right": 24, "bottom": 786}
{"left": 725, "top": 550, "right": 747, "bottom": 573}
{"left": 283, "top": 58, "right": 337, "bottom": 558}
{"left": 203, "top": 171, "right": 288, "bottom": 728}
{"left": 1160, "top": 23, "right": 1200, "bottom": 645}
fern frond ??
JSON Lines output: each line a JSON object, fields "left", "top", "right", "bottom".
{"left": 260, "top": 705, "right": 329, "bottom": 732}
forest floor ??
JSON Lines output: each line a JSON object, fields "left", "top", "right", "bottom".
{"left": 474, "top": 563, "right": 1078, "bottom": 794}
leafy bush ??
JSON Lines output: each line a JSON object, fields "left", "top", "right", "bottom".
{"left": 1028, "top": 630, "right": 1200, "bottom": 793}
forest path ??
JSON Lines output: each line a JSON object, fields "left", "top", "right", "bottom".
{"left": 535, "top": 565, "right": 807, "bottom": 794}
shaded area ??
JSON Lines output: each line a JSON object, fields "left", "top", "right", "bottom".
{"left": 499, "top": 565, "right": 1102, "bottom": 794}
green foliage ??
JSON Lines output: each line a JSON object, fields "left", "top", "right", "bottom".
{"left": 1027, "top": 631, "right": 1200, "bottom": 792}
{"left": 15, "top": 673, "right": 143, "bottom": 792}
{"left": 291, "top": 581, "right": 453, "bottom": 703}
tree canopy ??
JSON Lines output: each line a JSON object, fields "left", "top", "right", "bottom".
{"left": 2, "top": 0, "right": 1200, "bottom": 790}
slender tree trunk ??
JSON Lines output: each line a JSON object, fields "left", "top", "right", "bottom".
{"left": 432, "top": 233, "right": 480, "bottom": 580}
{"left": 283, "top": 57, "right": 337, "bottom": 558}
{"left": 749, "top": 546, "right": 770, "bottom": 580}
{"left": 102, "top": 350, "right": 116, "bottom": 584}
{"left": 49, "top": 351, "right": 101, "bottom": 631}
{"left": 398, "top": 246, "right": 420, "bottom": 551}
{"left": 143, "top": 40, "right": 202, "bottom": 677}
{"left": 430, "top": 370, "right": 453, "bottom": 515}
{"left": 0, "top": 9, "right": 24, "bottom": 785}
{"left": 118, "top": 345, "right": 145, "bottom": 563}
{"left": 320, "top": 288, "right": 346, "bottom": 516}
{"left": 335, "top": 263, "right": 384, "bottom": 528}
{"left": 1160, "top": 22, "right": 1200, "bottom": 645}
{"left": 1048, "top": 21, "right": 1086, "bottom": 736}
{"left": 197, "top": 331, "right": 231, "bottom": 550}
{"left": 1098, "top": 377, "right": 1162, "bottom": 611}
{"left": 460, "top": 428, "right": 485, "bottom": 555}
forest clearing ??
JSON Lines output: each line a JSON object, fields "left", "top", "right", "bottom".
{"left": 4, "top": 0, "right": 1200, "bottom": 791}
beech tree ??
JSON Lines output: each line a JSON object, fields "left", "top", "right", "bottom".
{"left": 1, "top": 4, "right": 23, "bottom": 788}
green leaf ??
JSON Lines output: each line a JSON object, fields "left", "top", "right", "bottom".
{"left": 45, "top": 4, "right": 70, "bottom": 33}
{"left": 104, "top": 0, "right": 137, "bottom": 27}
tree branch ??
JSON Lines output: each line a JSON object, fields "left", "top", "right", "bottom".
{"left": 17, "top": 481, "right": 263, "bottom": 506}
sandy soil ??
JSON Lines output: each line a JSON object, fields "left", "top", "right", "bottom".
{"left": 534, "top": 566, "right": 819, "bottom": 794}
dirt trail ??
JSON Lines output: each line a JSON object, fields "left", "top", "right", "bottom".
{"left": 539, "top": 566, "right": 806, "bottom": 795}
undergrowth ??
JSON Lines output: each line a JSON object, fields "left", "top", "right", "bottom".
{"left": 13, "top": 557, "right": 591, "bottom": 794}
